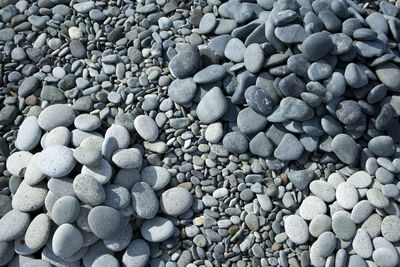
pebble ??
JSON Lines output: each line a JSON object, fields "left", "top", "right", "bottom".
{"left": 131, "top": 182, "right": 159, "bottom": 219}
{"left": 332, "top": 212, "right": 356, "bottom": 241}
{"left": 52, "top": 196, "right": 80, "bottom": 225}
{"left": 6, "top": 151, "right": 32, "bottom": 176}
{"left": 112, "top": 148, "right": 142, "bottom": 169}
{"left": 314, "top": 231, "right": 336, "bottom": 258}
{"left": 368, "top": 136, "right": 395, "bottom": 157}
{"left": 160, "top": 187, "right": 193, "bottom": 216}
{"left": 381, "top": 215, "right": 400, "bottom": 242}
{"left": 301, "top": 32, "right": 333, "bottom": 61}
{"left": 19, "top": 77, "right": 40, "bottom": 98}
{"left": 104, "top": 124, "right": 130, "bottom": 149}
{"left": 205, "top": 122, "right": 224, "bottom": 143}
{"left": 134, "top": 115, "right": 158, "bottom": 142}
{"left": 224, "top": 38, "right": 246, "bottom": 62}
{"left": 15, "top": 116, "right": 41, "bottom": 151}
{"left": 103, "top": 223, "right": 132, "bottom": 252}
{"left": 309, "top": 214, "right": 332, "bottom": 238}
{"left": 88, "top": 206, "right": 122, "bottom": 239}
{"left": 287, "top": 169, "right": 314, "bottom": 190}
{"left": 44, "top": 126, "right": 71, "bottom": 147}
{"left": 122, "top": 239, "right": 150, "bottom": 267}
{"left": 169, "top": 44, "right": 201, "bottom": 78}
{"left": 309, "top": 180, "right": 336, "bottom": 203}
{"left": 74, "top": 114, "right": 101, "bottom": 131}
{"left": 38, "top": 145, "right": 75, "bottom": 178}
{"left": 275, "top": 24, "right": 306, "bottom": 44}
{"left": 92, "top": 254, "right": 119, "bottom": 267}
{"left": 196, "top": 87, "right": 228, "bottom": 124}
{"left": 244, "top": 44, "right": 264, "bottom": 73}
{"left": 12, "top": 181, "right": 48, "bottom": 212}
{"left": 0, "top": 209, "right": 30, "bottom": 242}
{"left": 284, "top": 215, "right": 309, "bottom": 244}
{"left": 351, "top": 200, "right": 374, "bottom": 224}
{"left": 37, "top": 104, "right": 76, "bottom": 131}
{"left": 244, "top": 86, "right": 274, "bottom": 116}
{"left": 52, "top": 223, "right": 83, "bottom": 259}
{"left": 73, "top": 146, "right": 102, "bottom": 167}
{"left": 274, "top": 133, "right": 304, "bottom": 161}
{"left": 141, "top": 166, "right": 171, "bottom": 191}
{"left": 222, "top": 131, "right": 248, "bottom": 154}
{"left": 24, "top": 213, "right": 50, "bottom": 251}
{"left": 352, "top": 228, "right": 373, "bottom": 259}
{"left": 141, "top": 216, "right": 174, "bottom": 242}
{"left": 347, "top": 171, "right": 372, "bottom": 188}
{"left": 331, "top": 134, "right": 358, "bottom": 165}
{"left": 336, "top": 182, "right": 359, "bottom": 209}
{"left": 375, "top": 62, "right": 400, "bottom": 91}
{"left": 237, "top": 107, "right": 268, "bottom": 134}
{"left": 168, "top": 78, "right": 197, "bottom": 105}
{"left": 73, "top": 174, "right": 105, "bottom": 206}
{"left": 299, "top": 196, "right": 327, "bottom": 221}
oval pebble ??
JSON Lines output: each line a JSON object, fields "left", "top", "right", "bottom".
{"left": 44, "top": 126, "right": 71, "bottom": 147}
{"left": 141, "top": 216, "right": 174, "bottom": 242}
{"left": 74, "top": 114, "right": 101, "bottom": 131}
{"left": 309, "top": 214, "right": 332, "bottom": 238}
{"left": 309, "top": 180, "right": 336, "bottom": 203}
{"left": 160, "top": 187, "right": 193, "bottom": 216}
{"left": 52, "top": 223, "right": 83, "bottom": 259}
{"left": 24, "top": 213, "right": 50, "bottom": 251}
{"left": 131, "top": 182, "right": 159, "bottom": 219}
{"left": 37, "top": 104, "right": 76, "bottom": 131}
{"left": 6, "top": 151, "right": 33, "bottom": 176}
{"left": 366, "top": 188, "right": 389, "bottom": 208}
{"left": 351, "top": 200, "right": 373, "bottom": 224}
{"left": 381, "top": 215, "right": 400, "bottom": 242}
{"left": 12, "top": 181, "right": 48, "bottom": 212}
{"left": 88, "top": 206, "right": 122, "bottom": 239}
{"left": 332, "top": 212, "right": 356, "bottom": 241}
{"left": 134, "top": 115, "right": 158, "bottom": 142}
{"left": 314, "top": 231, "right": 336, "bottom": 258}
{"left": 122, "top": 239, "right": 150, "bottom": 267}
{"left": 81, "top": 158, "right": 112, "bottom": 184}
{"left": 352, "top": 228, "right": 373, "bottom": 259}
{"left": 284, "top": 215, "right": 309, "bottom": 244}
{"left": 104, "top": 124, "right": 130, "bottom": 149}
{"left": 347, "top": 171, "right": 372, "bottom": 188}
{"left": 15, "top": 116, "right": 41, "bottom": 151}
{"left": 336, "top": 182, "right": 359, "bottom": 209}
{"left": 38, "top": 145, "right": 75, "bottom": 178}
{"left": 73, "top": 174, "right": 105, "bottom": 206}
{"left": 103, "top": 222, "right": 133, "bottom": 252}
{"left": 141, "top": 166, "right": 171, "bottom": 191}
{"left": 112, "top": 148, "right": 142, "bottom": 169}
{"left": 52, "top": 196, "right": 80, "bottom": 225}
{"left": 0, "top": 209, "right": 30, "bottom": 242}
{"left": 299, "top": 196, "right": 327, "bottom": 221}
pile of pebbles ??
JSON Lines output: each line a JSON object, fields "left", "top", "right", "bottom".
{"left": 1, "top": 0, "right": 400, "bottom": 266}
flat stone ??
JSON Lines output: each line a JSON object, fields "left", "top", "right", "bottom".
{"left": 381, "top": 215, "right": 400, "bottom": 242}
{"left": 0, "top": 209, "right": 30, "bottom": 242}
{"left": 73, "top": 146, "right": 102, "bottom": 167}
{"left": 336, "top": 182, "right": 358, "bottom": 209}
{"left": 15, "top": 116, "right": 41, "bottom": 151}
{"left": 38, "top": 145, "right": 75, "bottom": 178}
{"left": 44, "top": 126, "right": 71, "bottom": 147}
{"left": 141, "top": 216, "right": 174, "bottom": 242}
{"left": 73, "top": 174, "right": 105, "bottom": 206}
{"left": 52, "top": 223, "right": 83, "bottom": 259}
{"left": 12, "top": 181, "right": 48, "bottom": 212}
{"left": 19, "top": 77, "right": 40, "bottom": 98}
{"left": 38, "top": 104, "right": 76, "bottom": 131}
{"left": 351, "top": 200, "right": 374, "bottom": 224}
{"left": 88, "top": 206, "right": 122, "bottom": 239}
{"left": 70, "top": 40, "right": 86, "bottom": 58}
{"left": 309, "top": 214, "right": 332, "bottom": 237}
{"left": 196, "top": 87, "right": 228, "bottom": 124}
{"left": 104, "top": 124, "right": 130, "bottom": 149}
{"left": 249, "top": 132, "right": 273, "bottom": 157}
{"left": 52, "top": 196, "right": 80, "bottom": 225}
{"left": 344, "top": 63, "right": 368, "bottom": 88}
{"left": 104, "top": 184, "right": 130, "bottom": 210}
{"left": 309, "top": 180, "right": 336, "bottom": 203}
{"left": 24, "top": 213, "right": 51, "bottom": 251}
{"left": 284, "top": 215, "right": 309, "bottom": 244}
{"left": 275, "top": 24, "right": 306, "bottom": 44}
{"left": 122, "top": 239, "right": 150, "bottom": 267}
{"left": 112, "top": 148, "right": 142, "bottom": 169}
{"left": 299, "top": 196, "right": 327, "bottom": 221}
{"left": 74, "top": 114, "right": 101, "bottom": 131}
{"left": 160, "top": 187, "right": 193, "bottom": 216}
{"left": 92, "top": 255, "right": 119, "bottom": 267}
{"left": 332, "top": 212, "right": 356, "bottom": 240}
{"left": 314, "top": 231, "right": 336, "bottom": 258}
{"left": 6, "top": 151, "right": 32, "bottom": 176}
{"left": 205, "top": 122, "right": 224, "bottom": 143}
{"left": 168, "top": 78, "right": 197, "bottom": 105}
{"left": 347, "top": 171, "right": 372, "bottom": 188}
{"left": 307, "top": 60, "right": 332, "bottom": 81}
{"left": 0, "top": 105, "right": 18, "bottom": 126}
{"left": 134, "top": 115, "right": 158, "bottom": 142}
{"left": 372, "top": 237, "right": 399, "bottom": 267}
{"left": 193, "top": 64, "right": 227, "bottom": 84}
{"left": 131, "top": 182, "right": 159, "bottom": 219}
{"left": 141, "top": 166, "right": 171, "bottom": 191}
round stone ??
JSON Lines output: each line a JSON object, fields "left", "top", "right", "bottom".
{"left": 309, "top": 214, "right": 332, "bottom": 238}
{"left": 104, "top": 124, "right": 130, "bottom": 149}
{"left": 131, "top": 182, "right": 159, "bottom": 219}
{"left": 24, "top": 213, "right": 50, "bottom": 251}
{"left": 88, "top": 206, "right": 122, "bottom": 239}
{"left": 244, "top": 44, "right": 264, "bottom": 73}
{"left": 237, "top": 107, "right": 268, "bottom": 134}
{"left": 15, "top": 116, "right": 41, "bottom": 151}
{"left": 134, "top": 115, "right": 158, "bottom": 142}
{"left": 336, "top": 182, "right": 359, "bottom": 209}
{"left": 52, "top": 196, "right": 80, "bottom": 225}
{"left": 196, "top": 87, "right": 228, "bottom": 124}
{"left": 352, "top": 228, "right": 373, "bottom": 259}
{"left": 38, "top": 145, "right": 75, "bottom": 178}
{"left": 0, "top": 209, "right": 30, "bottom": 242}
{"left": 222, "top": 131, "right": 248, "bottom": 154}
{"left": 81, "top": 158, "right": 112, "bottom": 184}
{"left": 347, "top": 171, "right": 372, "bottom": 188}
{"left": 168, "top": 78, "right": 197, "bottom": 105}
{"left": 169, "top": 44, "right": 201, "bottom": 79}
{"left": 160, "top": 187, "right": 193, "bottom": 216}
{"left": 375, "top": 62, "right": 400, "bottom": 91}
{"left": 122, "top": 239, "right": 150, "bottom": 267}
{"left": 314, "top": 231, "right": 336, "bottom": 257}
{"left": 73, "top": 146, "right": 102, "bottom": 167}
{"left": 244, "top": 86, "right": 275, "bottom": 116}
{"left": 12, "top": 181, "right": 48, "bottom": 212}
{"left": 199, "top": 13, "right": 217, "bottom": 34}
{"left": 301, "top": 32, "right": 333, "bottom": 61}
{"left": 6, "top": 151, "right": 33, "bottom": 176}
{"left": 274, "top": 133, "right": 304, "bottom": 161}
{"left": 224, "top": 38, "right": 246, "bottom": 62}
{"left": 351, "top": 200, "right": 374, "bottom": 224}
{"left": 141, "top": 166, "right": 171, "bottom": 191}
{"left": 52, "top": 223, "right": 83, "bottom": 259}
{"left": 367, "top": 188, "right": 389, "bottom": 208}
{"left": 103, "top": 223, "right": 133, "bottom": 252}
{"left": 141, "top": 216, "right": 174, "bottom": 242}
{"left": 249, "top": 132, "right": 273, "bottom": 157}
{"left": 331, "top": 134, "right": 358, "bottom": 165}
{"left": 368, "top": 136, "right": 395, "bottom": 157}
{"left": 284, "top": 215, "right": 309, "bottom": 244}
{"left": 299, "top": 196, "right": 327, "bottom": 221}
{"left": 280, "top": 97, "right": 314, "bottom": 121}
{"left": 332, "top": 212, "right": 356, "bottom": 241}
{"left": 73, "top": 174, "right": 105, "bottom": 206}
{"left": 37, "top": 104, "right": 76, "bottom": 131}
{"left": 344, "top": 63, "right": 368, "bottom": 88}
{"left": 309, "top": 180, "right": 336, "bottom": 203}
{"left": 44, "top": 126, "right": 71, "bottom": 147}
{"left": 381, "top": 215, "right": 400, "bottom": 242}
{"left": 111, "top": 148, "right": 142, "bottom": 169}
{"left": 205, "top": 122, "right": 224, "bottom": 143}
{"left": 74, "top": 114, "right": 101, "bottom": 131}
{"left": 336, "top": 100, "right": 362, "bottom": 125}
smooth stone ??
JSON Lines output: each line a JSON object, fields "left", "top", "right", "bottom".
{"left": 280, "top": 97, "right": 314, "bottom": 121}
{"left": 81, "top": 158, "right": 112, "bottom": 184}
{"left": 381, "top": 215, "right": 400, "bottom": 242}
{"left": 74, "top": 114, "right": 101, "bottom": 131}
{"left": 315, "top": 232, "right": 336, "bottom": 258}
{"left": 6, "top": 151, "right": 32, "bottom": 176}
{"left": 92, "top": 255, "right": 119, "bottom": 267}
{"left": 372, "top": 237, "right": 399, "bottom": 267}
{"left": 332, "top": 212, "right": 356, "bottom": 240}
{"left": 141, "top": 166, "right": 171, "bottom": 191}
{"left": 307, "top": 60, "right": 332, "bottom": 81}
{"left": 224, "top": 38, "right": 246, "bottom": 62}
{"left": 0, "top": 209, "right": 30, "bottom": 242}
{"left": 131, "top": 182, "right": 159, "bottom": 219}
{"left": 44, "top": 126, "right": 71, "bottom": 147}
{"left": 336, "top": 100, "right": 362, "bottom": 125}
{"left": 275, "top": 24, "right": 306, "bottom": 44}
{"left": 199, "top": 13, "right": 217, "bottom": 34}
{"left": 249, "top": 132, "right": 273, "bottom": 157}
{"left": 284, "top": 215, "right": 309, "bottom": 244}
{"left": 168, "top": 78, "right": 197, "bottom": 105}
{"left": 104, "top": 124, "right": 130, "bottom": 149}
{"left": 287, "top": 169, "right": 314, "bottom": 190}
{"left": 70, "top": 40, "right": 86, "bottom": 58}
{"left": 299, "top": 196, "right": 327, "bottom": 221}
{"left": 309, "top": 214, "right": 332, "bottom": 237}
{"left": 37, "top": 104, "right": 76, "bottom": 131}
{"left": 301, "top": 32, "right": 333, "bottom": 61}
{"left": 52, "top": 223, "right": 83, "bottom": 259}
{"left": 193, "top": 64, "right": 227, "bottom": 84}
{"left": 104, "top": 184, "right": 130, "bottom": 210}
{"left": 352, "top": 228, "right": 373, "bottom": 259}
{"left": 73, "top": 146, "right": 102, "bottom": 167}
{"left": 329, "top": 33, "right": 353, "bottom": 55}
{"left": 73, "top": 174, "right": 105, "bottom": 206}
{"left": 244, "top": 44, "right": 264, "bottom": 73}
{"left": 351, "top": 200, "right": 373, "bottom": 224}
{"left": 0, "top": 105, "right": 18, "bottom": 126}
{"left": 52, "top": 196, "right": 80, "bottom": 225}
{"left": 88, "top": 206, "right": 121, "bottom": 239}
{"left": 331, "top": 134, "right": 358, "bottom": 165}
{"left": 40, "top": 86, "right": 65, "bottom": 102}
{"left": 368, "top": 136, "right": 395, "bottom": 157}
{"left": 47, "top": 177, "right": 75, "bottom": 197}
{"left": 169, "top": 44, "right": 201, "bottom": 78}
{"left": 112, "top": 148, "right": 142, "bottom": 169}
{"left": 12, "top": 181, "right": 48, "bottom": 212}
{"left": 122, "top": 239, "right": 150, "bottom": 267}
{"left": 375, "top": 63, "right": 400, "bottom": 91}
{"left": 134, "top": 115, "right": 158, "bottom": 142}
{"left": 24, "top": 213, "right": 50, "bottom": 251}
{"left": 160, "top": 187, "right": 193, "bottom": 216}
{"left": 347, "top": 171, "right": 372, "bottom": 188}
{"left": 19, "top": 77, "right": 40, "bottom": 98}
{"left": 274, "top": 133, "right": 304, "bottom": 161}
{"left": 244, "top": 86, "right": 274, "bottom": 116}
{"left": 344, "top": 63, "right": 368, "bottom": 88}
{"left": 205, "top": 122, "right": 224, "bottom": 143}
{"left": 309, "top": 180, "right": 336, "bottom": 203}
{"left": 38, "top": 145, "right": 75, "bottom": 178}
{"left": 196, "top": 87, "right": 228, "bottom": 124}
{"left": 237, "top": 107, "right": 268, "bottom": 134}
{"left": 141, "top": 216, "right": 174, "bottom": 242}
{"left": 222, "top": 131, "right": 248, "bottom": 154}
{"left": 336, "top": 182, "right": 359, "bottom": 209}
{"left": 15, "top": 116, "right": 41, "bottom": 151}
{"left": 103, "top": 223, "right": 133, "bottom": 252}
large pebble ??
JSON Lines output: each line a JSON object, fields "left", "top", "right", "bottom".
{"left": 336, "top": 182, "right": 359, "bottom": 209}
{"left": 73, "top": 174, "right": 105, "bottom": 206}
{"left": 52, "top": 223, "right": 83, "bottom": 259}
{"left": 74, "top": 114, "right": 101, "bottom": 131}
{"left": 160, "top": 187, "right": 193, "bottom": 216}
{"left": 332, "top": 212, "right": 356, "bottom": 240}
{"left": 37, "top": 104, "right": 76, "bottom": 131}
{"left": 141, "top": 166, "right": 171, "bottom": 191}
{"left": 81, "top": 158, "right": 112, "bottom": 184}
{"left": 24, "top": 213, "right": 50, "bottom": 251}
{"left": 168, "top": 78, "right": 197, "bottom": 105}
{"left": 381, "top": 215, "right": 400, "bottom": 242}
{"left": 103, "top": 223, "right": 132, "bottom": 252}
{"left": 301, "top": 32, "right": 333, "bottom": 61}
{"left": 299, "top": 196, "right": 327, "bottom": 220}
{"left": 122, "top": 239, "right": 150, "bottom": 267}
{"left": 169, "top": 44, "right": 201, "bottom": 78}
{"left": 12, "top": 181, "right": 48, "bottom": 212}
{"left": 287, "top": 169, "right": 314, "bottom": 190}
{"left": 314, "top": 231, "right": 336, "bottom": 258}
{"left": 134, "top": 115, "right": 158, "bottom": 142}
{"left": 347, "top": 171, "right": 372, "bottom": 188}
{"left": 0, "top": 209, "right": 30, "bottom": 242}
{"left": 332, "top": 134, "right": 358, "bottom": 165}
{"left": 38, "top": 145, "right": 75, "bottom": 178}
{"left": 284, "top": 215, "right": 309, "bottom": 244}
{"left": 15, "top": 116, "right": 41, "bottom": 151}
{"left": 193, "top": 64, "right": 227, "bottom": 84}
{"left": 6, "top": 151, "right": 32, "bottom": 176}
{"left": 88, "top": 206, "right": 122, "bottom": 239}
{"left": 352, "top": 228, "right": 373, "bottom": 259}
{"left": 375, "top": 62, "right": 400, "bottom": 91}
{"left": 196, "top": 87, "right": 228, "bottom": 124}
{"left": 274, "top": 133, "right": 304, "bottom": 161}
{"left": 141, "top": 216, "right": 174, "bottom": 242}
{"left": 104, "top": 124, "right": 130, "bottom": 149}
{"left": 52, "top": 196, "right": 80, "bottom": 225}
{"left": 131, "top": 182, "right": 159, "bottom": 219}
{"left": 112, "top": 148, "right": 142, "bottom": 169}
{"left": 368, "top": 136, "right": 395, "bottom": 157}
{"left": 237, "top": 107, "right": 268, "bottom": 134}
